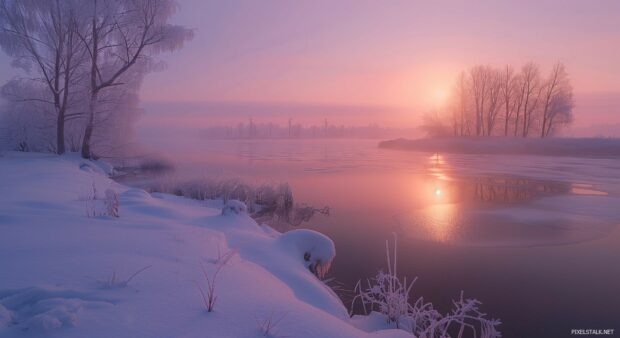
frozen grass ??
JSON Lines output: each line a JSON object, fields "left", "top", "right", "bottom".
{"left": 148, "top": 178, "right": 329, "bottom": 227}
{"left": 98, "top": 265, "right": 152, "bottom": 289}
{"left": 256, "top": 311, "right": 288, "bottom": 338}
{"left": 352, "top": 234, "right": 501, "bottom": 337}
{"left": 196, "top": 249, "right": 235, "bottom": 313}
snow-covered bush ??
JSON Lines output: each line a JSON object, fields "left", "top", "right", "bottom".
{"left": 420, "top": 291, "right": 502, "bottom": 338}
{"left": 352, "top": 235, "right": 501, "bottom": 337}
{"left": 279, "top": 229, "right": 335, "bottom": 279}
{"left": 104, "top": 189, "right": 119, "bottom": 218}
{"left": 83, "top": 181, "right": 120, "bottom": 218}
{"left": 221, "top": 199, "right": 248, "bottom": 216}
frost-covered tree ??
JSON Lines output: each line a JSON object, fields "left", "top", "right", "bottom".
{"left": 519, "top": 62, "right": 542, "bottom": 137}
{"left": 0, "top": 80, "right": 55, "bottom": 151}
{"left": 483, "top": 68, "right": 502, "bottom": 136}
{"left": 449, "top": 71, "right": 469, "bottom": 136}
{"left": 0, "top": 0, "right": 192, "bottom": 156}
{"left": 499, "top": 65, "right": 518, "bottom": 136}
{"left": 469, "top": 65, "right": 490, "bottom": 136}
{"left": 539, "top": 62, "right": 574, "bottom": 138}
{"left": 441, "top": 62, "right": 573, "bottom": 139}
{"left": 0, "top": 0, "right": 85, "bottom": 153}
{"left": 77, "top": 0, "right": 193, "bottom": 159}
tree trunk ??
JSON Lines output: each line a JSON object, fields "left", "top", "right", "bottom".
{"left": 545, "top": 116, "right": 554, "bottom": 137}
{"left": 522, "top": 98, "right": 529, "bottom": 137}
{"left": 513, "top": 110, "right": 520, "bottom": 136}
{"left": 82, "top": 7, "right": 98, "bottom": 159}
{"left": 503, "top": 93, "right": 510, "bottom": 136}
{"left": 56, "top": 108, "right": 65, "bottom": 154}
{"left": 81, "top": 91, "right": 97, "bottom": 159}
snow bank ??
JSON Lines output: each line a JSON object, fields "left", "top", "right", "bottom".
{"left": 379, "top": 137, "right": 620, "bottom": 158}
{"left": 220, "top": 199, "right": 248, "bottom": 215}
{"left": 0, "top": 152, "right": 409, "bottom": 338}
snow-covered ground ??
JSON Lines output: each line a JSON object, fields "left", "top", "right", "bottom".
{"left": 0, "top": 152, "right": 411, "bottom": 338}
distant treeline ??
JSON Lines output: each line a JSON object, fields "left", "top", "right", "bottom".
{"left": 201, "top": 119, "right": 419, "bottom": 139}
{"left": 424, "top": 62, "right": 574, "bottom": 138}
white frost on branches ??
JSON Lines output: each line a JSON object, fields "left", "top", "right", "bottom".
{"left": 352, "top": 234, "right": 501, "bottom": 337}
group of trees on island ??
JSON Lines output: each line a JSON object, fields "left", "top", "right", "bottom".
{"left": 424, "top": 62, "right": 574, "bottom": 138}
{"left": 0, "top": 0, "right": 192, "bottom": 158}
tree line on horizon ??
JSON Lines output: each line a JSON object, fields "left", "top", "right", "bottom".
{"left": 200, "top": 118, "right": 419, "bottom": 140}
{"left": 424, "top": 62, "right": 574, "bottom": 138}
{"left": 0, "top": 0, "right": 192, "bottom": 158}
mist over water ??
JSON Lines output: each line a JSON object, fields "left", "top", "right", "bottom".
{"left": 134, "top": 115, "right": 620, "bottom": 338}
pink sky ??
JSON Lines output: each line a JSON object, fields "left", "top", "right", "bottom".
{"left": 1, "top": 0, "right": 618, "bottom": 129}
{"left": 141, "top": 1, "right": 619, "bottom": 103}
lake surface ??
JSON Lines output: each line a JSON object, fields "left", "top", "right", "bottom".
{"left": 135, "top": 136, "right": 620, "bottom": 337}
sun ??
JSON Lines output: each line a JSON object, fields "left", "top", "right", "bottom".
{"left": 432, "top": 89, "right": 448, "bottom": 105}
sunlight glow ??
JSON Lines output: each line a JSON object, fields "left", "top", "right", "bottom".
{"left": 432, "top": 89, "right": 448, "bottom": 106}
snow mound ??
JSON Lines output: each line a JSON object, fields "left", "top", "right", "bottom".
{"left": 221, "top": 199, "right": 248, "bottom": 215}
{"left": 351, "top": 311, "right": 400, "bottom": 332}
{"left": 278, "top": 229, "right": 336, "bottom": 279}
{"left": 78, "top": 159, "right": 114, "bottom": 176}
{"left": 0, "top": 304, "right": 11, "bottom": 328}
{"left": 0, "top": 287, "right": 111, "bottom": 332}
{"left": 120, "top": 188, "right": 152, "bottom": 201}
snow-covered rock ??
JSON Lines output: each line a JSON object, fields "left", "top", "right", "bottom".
{"left": 279, "top": 229, "right": 336, "bottom": 279}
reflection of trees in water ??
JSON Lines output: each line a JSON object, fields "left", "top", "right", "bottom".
{"left": 468, "top": 177, "right": 570, "bottom": 203}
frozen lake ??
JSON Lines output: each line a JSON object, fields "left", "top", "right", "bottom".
{"left": 134, "top": 135, "right": 620, "bottom": 337}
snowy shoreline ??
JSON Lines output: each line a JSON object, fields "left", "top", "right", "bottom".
{"left": 378, "top": 137, "right": 620, "bottom": 158}
{"left": 0, "top": 152, "right": 414, "bottom": 338}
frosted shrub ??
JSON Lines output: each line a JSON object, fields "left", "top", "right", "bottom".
{"left": 352, "top": 234, "right": 430, "bottom": 330}
{"left": 83, "top": 181, "right": 120, "bottom": 218}
{"left": 352, "top": 235, "right": 501, "bottom": 337}
{"left": 420, "top": 292, "right": 501, "bottom": 338}
{"left": 104, "top": 189, "right": 119, "bottom": 217}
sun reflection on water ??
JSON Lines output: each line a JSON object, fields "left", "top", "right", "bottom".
{"left": 404, "top": 155, "right": 460, "bottom": 244}
{"left": 419, "top": 203, "right": 459, "bottom": 243}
